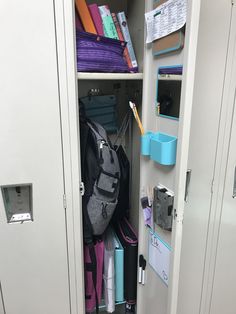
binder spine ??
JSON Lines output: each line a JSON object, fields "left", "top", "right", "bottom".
{"left": 88, "top": 4, "right": 104, "bottom": 36}
{"left": 112, "top": 13, "right": 132, "bottom": 69}
{"left": 99, "top": 5, "right": 119, "bottom": 40}
{"left": 75, "top": 0, "right": 97, "bottom": 34}
{"left": 117, "top": 12, "right": 138, "bottom": 68}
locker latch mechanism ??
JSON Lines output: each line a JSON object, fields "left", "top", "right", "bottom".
{"left": 1, "top": 184, "right": 33, "bottom": 224}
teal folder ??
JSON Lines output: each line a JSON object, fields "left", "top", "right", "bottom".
{"left": 112, "top": 229, "right": 124, "bottom": 303}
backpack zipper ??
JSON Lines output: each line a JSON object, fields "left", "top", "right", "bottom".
{"left": 99, "top": 141, "right": 105, "bottom": 163}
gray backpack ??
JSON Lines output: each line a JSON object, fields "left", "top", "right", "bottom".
{"left": 80, "top": 119, "right": 120, "bottom": 239}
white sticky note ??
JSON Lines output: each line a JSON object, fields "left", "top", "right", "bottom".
{"left": 145, "top": 0, "right": 187, "bottom": 44}
{"left": 148, "top": 231, "right": 171, "bottom": 285}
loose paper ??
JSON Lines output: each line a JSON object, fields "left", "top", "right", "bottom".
{"left": 145, "top": 0, "right": 187, "bottom": 44}
{"left": 148, "top": 231, "right": 171, "bottom": 285}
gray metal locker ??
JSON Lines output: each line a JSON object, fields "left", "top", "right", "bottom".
{"left": 0, "top": 0, "right": 71, "bottom": 313}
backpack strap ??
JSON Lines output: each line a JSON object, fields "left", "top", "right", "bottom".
{"left": 80, "top": 119, "right": 90, "bottom": 180}
{"left": 80, "top": 120, "right": 94, "bottom": 243}
{"left": 88, "top": 243, "right": 99, "bottom": 314}
{"left": 113, "top": 111, "right": 131, "bottom": 147}
{"left": 87, "top": 121, "right": 110, "bottom": 147}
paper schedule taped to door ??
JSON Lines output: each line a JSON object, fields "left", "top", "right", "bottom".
{"left": 145, "top": 0, "right": 187, "bottom": 44}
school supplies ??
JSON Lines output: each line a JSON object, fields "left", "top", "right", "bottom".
{"left": 84, "top": 240, "right": 104, "bottom": 313}
{"left": 115, "top": 218, "right": 138, "bottom": 306}
{"left": 129, "top": 101, "right": 145, "bottom": 135}
{"left": 76, "top": 31, "right": 129, "bottom": 73}
{"left": 111, "top": 13, "right": 132, "bottom": 69}
{"left": 88, "top": 4, "right": 104, "bottom": 36}
{"left": 104, "top": 228, "right": 115, "bottom": 313}
{"left": 138, "top": 255, "right": 144, "bottom": 284}
{"left": 75, "top": 0, "right": 97, "bottom": 34}
{"left": 112, "top": 229, "right": 124, "bottom": 303}
{"left": 99, "top": 5, "right": 119, "bottom": 39}
{"left": 75, "top": 10, "right": 84, "bottom": 31}
{"left": 117, "top": 12, "right": 138, "bottom": 70}
{"left": 142, "top": 258, "right": 146, "bottom": 285}
{"left": 80, "top": 94, "right": 118, "bottom": 133}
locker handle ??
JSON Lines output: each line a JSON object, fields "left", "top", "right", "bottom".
{"left": 184, "top": 169, "right": 192, "bottom": 202}
{"left": 233, "top": 166, "right": 236, "bottom": 198}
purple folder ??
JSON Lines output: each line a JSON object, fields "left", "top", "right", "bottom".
{"left": 76, "top": 31, "right": 129, "bottom": 73}
{"left": 88, "top": 4, "right": 104, "bottom": 36}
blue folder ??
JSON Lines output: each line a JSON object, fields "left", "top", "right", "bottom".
{"left": 112, "top": 229, "right": 124, "bottom": 303}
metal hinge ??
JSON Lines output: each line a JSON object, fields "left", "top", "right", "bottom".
{"left": 63, "top": 194, "right": 67, "bottom": 209}
{"left": 232, "top": 0, "right": 234, "bottom": 5}
{"left": 80, "top": 182, "right": 85, "bottom": 196}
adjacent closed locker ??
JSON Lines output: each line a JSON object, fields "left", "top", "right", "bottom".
{"left": 177, "top": 1, "right": 235, "bottom": 314}
{"left": 0, "top": 0, "right": 71, "bottom": 313}
{"left": 208, "top": 8, "right": 236, "bottom": 312}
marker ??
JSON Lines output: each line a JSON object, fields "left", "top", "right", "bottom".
{"left": 139, "top": 255, "right": 144, "bottom": 284}
{"left": 142, "top": 259, "right": 146, "bottom": 285}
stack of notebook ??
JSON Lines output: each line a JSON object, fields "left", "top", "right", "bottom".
{"left": 75, "top": 0, "right": 138, "bottom": 71}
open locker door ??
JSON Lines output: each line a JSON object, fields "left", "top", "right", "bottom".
{"left": 0, "top": 0, "right": 71, "bottom": 313}
{"left": 176, "top": 1, "right": 234, "bottom": 314}
{"left": 137, "top": 1, "right": 201, "bottom": 313}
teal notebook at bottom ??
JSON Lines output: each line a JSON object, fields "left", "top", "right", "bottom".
{"left": 112, "top": 229, "right": 124, "bottom": 303}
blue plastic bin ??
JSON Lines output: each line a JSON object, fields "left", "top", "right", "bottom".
{"left": 141, "top": 131, "right": 153, "bottom": 155}
{"left": 150, "top": 132, "right": 177, "bottom": 165}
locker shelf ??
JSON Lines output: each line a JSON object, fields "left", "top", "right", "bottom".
{"left": 77, "top": 72, "right": 143, "bottom": 80}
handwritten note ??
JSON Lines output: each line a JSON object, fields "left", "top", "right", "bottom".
{"left": 145, "top": 0, "right": 187, "bottom": 44}
{"left": 148, "top": 231, "right": 171, "bottom": 285}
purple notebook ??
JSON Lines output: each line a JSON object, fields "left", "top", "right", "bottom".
{"left": 88, "top": 4, "right": 104, "bottom": 36}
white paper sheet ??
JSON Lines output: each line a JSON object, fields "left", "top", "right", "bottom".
{"left": 145, "top": 0, "right": 187, "bottom": 44}
{"left": 148, "top": 231, "right": 171, "bottom": 286}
